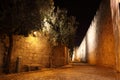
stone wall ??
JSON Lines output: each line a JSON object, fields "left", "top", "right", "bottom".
{"left": 8, "top": 33, "right": 68, "bottom": 72}
{"left": 72, "top": 38, "right": 86, "bottom": 62}
{"left": 11, "top": 34, "right": 52, "bottom": 72}
{"left": 110, "top": 0, "right": 120, "bottom": 72}
{"left": 86, "top": 19, "right": 98, "bottom": 65}
{"left": 86, "top": 0, "right": 116, "bottom": 68}
{"left": 95, "top": 0, "right": 115, "bottom": 68}
{"left": 74, "top": 0, "right": 116, "bottom": 68}
{"left": 0, "top": 33, "right": 69, "bottom": 73}
{"left": 51, "top": 44, "right": 68, "bottom": 67}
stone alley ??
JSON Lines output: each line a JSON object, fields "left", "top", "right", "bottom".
{"left": 0, "top": 65, "right": 119, "bottom": 80}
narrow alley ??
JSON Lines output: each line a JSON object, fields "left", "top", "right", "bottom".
{"left": 0, "top": 0, "right": 120, "bottom": 80}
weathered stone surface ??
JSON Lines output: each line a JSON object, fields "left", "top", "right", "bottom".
{"left": 86, "top": 0, "right": 115, "bottom": 68}
{"left": 96, "top": 0, "right": 115, "bottom": 68}
{"left": 0, "top": 33, "right": 68, "bottom": 73}
{"left": 110, "top": 0, "right": 120, "bottom": 72}
{"left": 7, "top": 34, "right": 68, "bottom": 72}
{"left": 73, "top": 0, "right": 116, "bottom": 68}
{"left": 11, "top": 35, "right": 52, "bottom": 72}
{"left": 52, "top": 44, "right": 68, "bottom": 67}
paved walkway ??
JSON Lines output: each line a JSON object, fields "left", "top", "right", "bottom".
{"left": 0, "top": 65, "right": 119, "bottom": 80}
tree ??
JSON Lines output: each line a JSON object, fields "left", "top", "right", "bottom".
{"left": 40, "top": 7, "right": 78, "bottom": 62}
{"left": 0, "top": 0, "right": 78, "bottom": 72}
{"left": 0, "top": 0, "right": 41, "bottom": 73}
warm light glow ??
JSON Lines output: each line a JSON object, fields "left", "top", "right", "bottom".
{"left": 86, "top": 19, "right": 97, "bottom": 53}
{"left": 72, "top": 17, "right": 97, "bottom": 63}
{"left": 72, "top": 38, "right": 86, "bottom": 62}
{"left": 25, "top": 33, "right": 46, "bottom": 52}
{"left": 25, "top": 35, "right": 38, "bottom": 49}
{"left": 34, "top": 31, "right": 37, "bottom": 35}
{"left": 33, "top": 31, "right": 37, "bottom": 37}
{"left": 86, "top": 18, "right": 98, "bottom": 64}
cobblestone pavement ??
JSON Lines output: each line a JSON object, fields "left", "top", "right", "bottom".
{"left": 0, "top": 65, "right": 119, "bottom": 80}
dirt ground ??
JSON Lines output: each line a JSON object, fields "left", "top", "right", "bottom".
{"left": 0, "top": 65, "right": 119, "bottom": 80}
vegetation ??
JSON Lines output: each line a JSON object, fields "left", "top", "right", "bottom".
{"left": 41, "top": 7, "right": 78, "bottom": 47}
{"left": 0, "top": 0, "right": 41, "bottom": 73}
{"left": 39, "top": 6, "right": 78, "bottom": 66}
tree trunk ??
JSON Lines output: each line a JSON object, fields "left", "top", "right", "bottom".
{"left": 4, "top": 34, "right": 13, "bottom": 74}
{"left": 49, "top": 47, "right": 54, "bottom": 68}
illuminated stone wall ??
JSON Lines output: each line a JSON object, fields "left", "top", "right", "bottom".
{"left": 110, "top": 0, "right": 120, "bottom": 72}
{"left": 10, "top": 34, "right": 68, "bottom": 72}
{"left": 86, "top": 18, "right": 98, "bottom": 65}
{"left": 74, "top": 0, "right": 116, "bottom": 68}
{"left": 11, "top": 34, "right": 52, "bottom": 72}
{"left": 86, "top": 0, "right": 115, "bottom": 68}
{"left": 95, "top": 0, "right": 115, "bottom": 68}
{"left": 72, "top": 38, "right": 86, "bottom": 62}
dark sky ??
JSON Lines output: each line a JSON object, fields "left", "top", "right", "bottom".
{"left": 53, "top": 0, "right": 101, "bottom": 20}
{"left": 54, "top": 0, "right": 101, "bottom": 46}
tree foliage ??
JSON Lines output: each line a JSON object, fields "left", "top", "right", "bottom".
{"left": 0, "top": 0, "right": 78, "bottom": 49}
{"left": 0, "top": 0, "right": 41, "bottom": 35}
{"left": 0, "top": 0, "right": 42, "bottom": 73}
{"left": 0, "top": 0, "right": 78, "bottom": 73}
{"left": 40, "top": 7, "right": 78, "bottom": 51}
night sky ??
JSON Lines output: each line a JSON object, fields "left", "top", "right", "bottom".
{"left": 54, "top": 0, "right": 101, "bottom": 46}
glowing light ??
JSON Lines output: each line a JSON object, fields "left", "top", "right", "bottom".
{"left": 34, "top": 31, "right": 37, "bottom": 35}
{"left": 33, "top": 31, "right": 37, "bottom": 37}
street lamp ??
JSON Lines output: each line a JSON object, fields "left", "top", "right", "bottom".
{"left": 33, "top": 31, "right": 37, "bottom": 37}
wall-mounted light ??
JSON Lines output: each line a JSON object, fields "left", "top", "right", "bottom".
{"left": 33, "top": 31, "right": 37, "bottom": 37}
